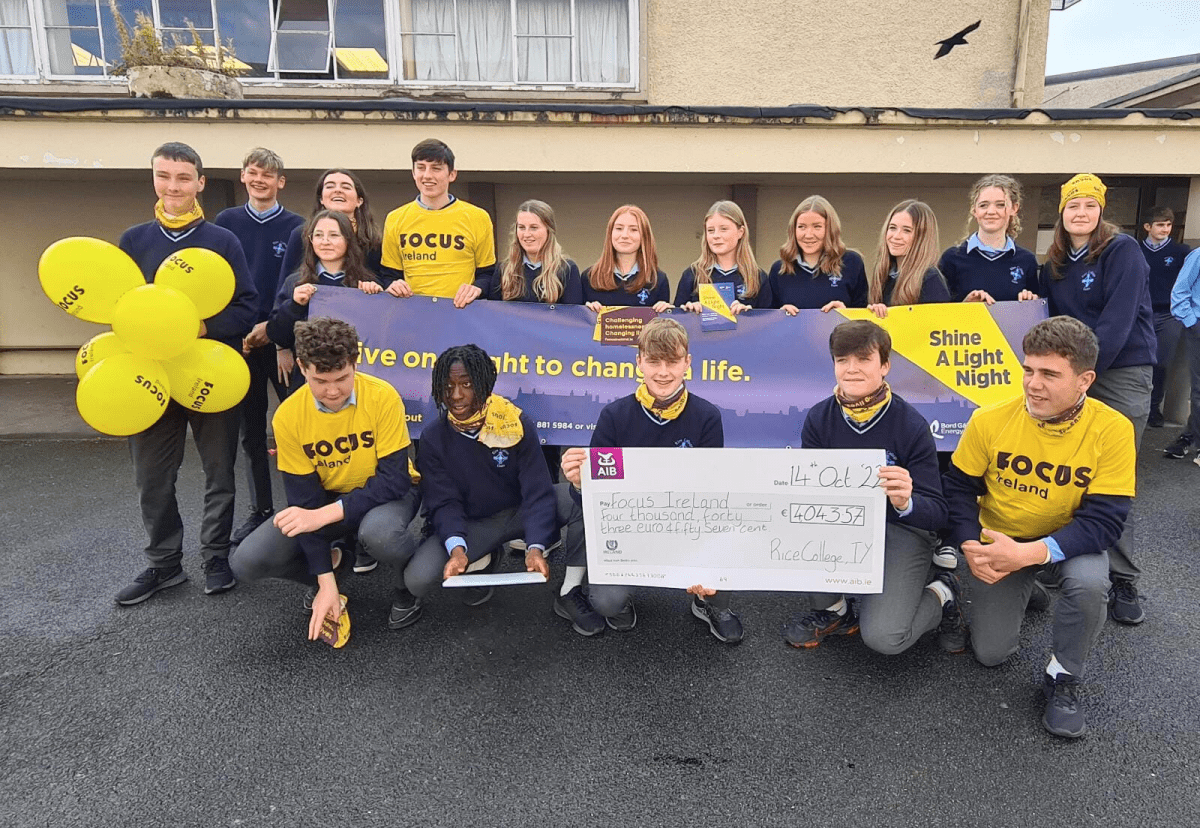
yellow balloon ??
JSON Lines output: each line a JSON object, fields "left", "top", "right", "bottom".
{"left": 112, "top": 284, "right": 199, "bottom": 361}
{"left": 163, "top": 339, "right": 250, "bottom": 413}
{"left": 76, "top": 353, "right": 171, "bottom": 436}
{"left": 39, "top": 237, "right": 145, "bottom": 324}
{"left": 75, "top": 331, "right": 131, "bottom": 379}
{"left": 155, "top": 247, "right": 235, "bottom": 319}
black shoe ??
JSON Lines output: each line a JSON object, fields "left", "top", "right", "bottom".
{"left": 932, "top": 571, "right": 968, "bottom": 653}
{"left": 202, "top": 557, "right": 236, "bottom": 595}
{"left": 690, "top": 596, "right": 744, "bottom": 644}
{"left": 352, "top": 552, "right": 378, "bottom": 574}
{"left": 1164, "top": 433, "right": 1193, "bottom": 459}
{"left": 462, "top": 586, "right": 494, "bottom": 607}
{"left": 1148, "top": 409, "right": 1165, "bottom": 428}
{"left": 329, "top": 538, "right": 353, "bottom": 573}
{"left": 782, "top": 606, "right": 858, "bottom": 648}
{"left": 1036, "top": 563, "right": 1063, "bottom": 589}
{"left": 932, "top": 544, "right": 958, "bottom": 570}
{"left": 554, "top": 585, "right": 605, "bottom": 636}
{"left": 388, "top": 588, "right": 423, "bottom": 629}
{"left": 1108, "top": 578, "right": 1145, "bottom": 625}
{"left": 116, "top": 565, "right": 188, "bottom": 606}
{"left": 302, "top": 587, "right": 316, "bottom": 611}
{"left": 1042, "top": 673, "right": 1086, "bottom": 738}
{"left": 604, "top": 598, "right": 637, "bottom": 632}
{"left": 1027, "top": 580, "right": 1052, "bottom": 612}
{"left": 231, "top": 508, "right": 273, "bottom": 546}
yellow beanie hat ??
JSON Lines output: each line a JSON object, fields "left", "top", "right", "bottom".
{"left": 1059, "top": 173, "right": 1107, "bottom": 213}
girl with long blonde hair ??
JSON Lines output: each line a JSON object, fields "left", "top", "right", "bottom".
{"left": 868, "top": 200, "right": 950, "bottom": 318}
{"left": 769, "top": 195, "right": 868, "bottom": 315}
{"left": 675, "top": 201, "right": 771, "bottom": 313}
{"left": 937, "top": 174, "right": 1039, "bottom": 304}
{"left": 582, "top": 205, "right": 672, "bottom": 312}
{"left": 493, "top": 200, "right": 582, "bottom": 304}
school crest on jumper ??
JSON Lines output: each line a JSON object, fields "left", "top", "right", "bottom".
{"left": 491, "top": 449, "right": 509, "bottom": 468}
{"left": 637, "top": 288, "right": 650, "bottom": 305}
{"left": 675, "top": 438, "right": 694, "bottom": 448}
{"left": 272, "top": 241, "right": 287, "bottom": 257}
{"left": 829, "top": 274, "right": 842, "bottom": 287}
{"left": 1081, "top": 271, "right": 1096, "bottom": 291}
{"left": 1166, "top": 256, "right": 1175, "bottom": 266}
{"left": 1009, "top": 266, "right": 1023, "bottom": 283}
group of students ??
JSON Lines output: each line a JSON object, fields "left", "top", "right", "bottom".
{"left": 108, "top": 138, "right": 1174, "bottom": 741}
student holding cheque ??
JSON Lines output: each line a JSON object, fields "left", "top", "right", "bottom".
{"left": 230, "top": 318, "right": 420, "bottom": 642}
{"left": 560, "top": 318, "right": 742, "bottom": 644}
{"left": 943, "top": 317, "right": 1135, "bottom": 738}
{"left": 783, "top": 321, "right": 963, "bottom": 653}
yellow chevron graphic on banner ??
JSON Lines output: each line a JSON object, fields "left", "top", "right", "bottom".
{"left": 699, "top": 283, "right": 737, "bottom": 323}
{"left": 836, "top": 304, "right": 1023, "bottom": 408}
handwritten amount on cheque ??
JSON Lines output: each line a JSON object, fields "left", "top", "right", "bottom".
{"left": 597, "top": 492, "right": 866, "bottom": 534}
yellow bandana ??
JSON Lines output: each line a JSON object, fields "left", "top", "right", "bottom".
{"left": 447, "top": 394, "right": 525, "bottom": 448}
{"left": 635, "top": 383, "right": 689, "bottom": 421}
{"left": 154, "top": 198, "right": 205, "bottom": 230}
{"left": 1058, "top": 174, "right": 1107, "bottom": 213}
{"left": 835, "top": 381, "right": 892, "bottom": 424}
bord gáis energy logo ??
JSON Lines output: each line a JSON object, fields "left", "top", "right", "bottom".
{"left": 929, "top": 419, "right": 969, "bottom": 441}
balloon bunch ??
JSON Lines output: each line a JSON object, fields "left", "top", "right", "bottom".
{"left": 39, "top": 238, "right": 250, "bottom": 436}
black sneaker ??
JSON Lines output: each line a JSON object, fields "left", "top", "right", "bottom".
{"left": 352, "top": 552, "right": 378, "bottom": 574}
{"left": 388, "top": 588, "right": 423, "bottom": 629}
{"left": 302, "top": 587, "right": 316, "bottom": 611}
{"left": 1148, "top": 409, "right": 1165, "bottom": 428}
{"left": 1042, "top": 673, "right": 1086, "bottom": 738}
{"left": 690, "top": 596, "right": 744, "bottom": 644}
{"left": 1108, "top": 578, "right": 1145, "bottom": 625}
{"left": 933, "top": 571, "right": 968, "bottom": 654}
{"left": 554, "top": 585, "right": 605, "bottom": 636}
{"left": 1027, "top": 580, "right": 1052, "bottom": 612}
{"left": 329, "top": 538, "right": 353, "bottom": 573}
{"left": 933, "top": 544, "right": 958, "bottom": 570}
{"left": 115, "top": 565, "right": 188, "bottom": 606}
{"left": 462, "top": 586, "right": 494, "bottom": 607}
{"left": 231, "top": 508, "right": 273, "bottom": 546}
{"left": 202, "top": 557, "right": 236, "bottom": 595}
{"left": 782, "top": 606, "right": 858, "bottom": 648}
{"left": 1036, "top": 563, "right": 1064, "bottom": 589}
{"left": 604, "top": 598, "right": 637, "bottom": 632}
{"left": 1164, "top": 433, "right": 1193, "bottom": 459}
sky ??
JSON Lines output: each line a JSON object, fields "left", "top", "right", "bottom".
{"left": 1045, "top": 0, "right": 1200, "bottom": 76}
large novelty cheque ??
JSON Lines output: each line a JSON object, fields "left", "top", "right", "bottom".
{"left": 312, "top": 291, "right": 1047, "bottom": 450}
{"left": 581, "top": 447, "right": 887, "bottom": 593}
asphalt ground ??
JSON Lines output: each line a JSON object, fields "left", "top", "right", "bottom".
{"left": 2, "top": 427, "right": 1198, "bottom": 827}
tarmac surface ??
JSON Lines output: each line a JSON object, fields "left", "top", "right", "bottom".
{"left": 2, "top": 382, "right": 1198, "bottom": 826}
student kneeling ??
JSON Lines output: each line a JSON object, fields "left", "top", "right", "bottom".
{"left": 231, "top": 317, "right": 419, "bottom": 639}
{"left": 560, "top": 317, "right": 743, "bottom": 644}
{"left": 389, "top": 345, "right": 580, "bottom": 627}
{"left": 784, "top": 320, "right": 964, "bottom": 654}
{"left": 944, "top": 316, "right": 1135, "bottom": 738}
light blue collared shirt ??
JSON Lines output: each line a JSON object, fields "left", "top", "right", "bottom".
{"left": 523, "top": 255, "right": 542, "bottom": 270}
{"left": 615, "top": 262, "right": 641, "bottom": 282}
{"left": 314, "top": 388, "right": 357, "bottom": 414}
{"left": 316, "top": 262, "right": 346, "bottom": 282}
{"left": 1043, "top": 537, "right": 1066, "bottom": 563}
{"left": 416, "top": 194, "right": 458, "bottom": 211}
{"left": 966, "top": 233, "right": 1015, "bottom": 256}
{"left": 245, "top": 201, "right": 281, "bottom": 220}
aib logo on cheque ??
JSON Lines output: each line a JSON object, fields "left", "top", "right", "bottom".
{"left": 591, "top": 448, "right": 624, "bottom": 480}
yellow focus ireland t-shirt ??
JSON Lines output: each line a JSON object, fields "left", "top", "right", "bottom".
{"left": 381, "top": 198, "right": 496, "bottom": 297}
{"left": 273, "top": 372, "right": 411, "bottom": 494}
{"left": 951, "top": 395, "right": 1136, "bottom": 541}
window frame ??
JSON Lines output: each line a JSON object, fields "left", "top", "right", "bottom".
{"left": 0, "top": 0, "right": 39, "bottom": 78}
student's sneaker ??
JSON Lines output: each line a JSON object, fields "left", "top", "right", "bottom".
{"left": 462, "top": 586, "right": 495, "bottom": 607}
{"left": 201, "top": 556, "right": 236, "bottom": 595}
{"left": 329, "top": 538, "right": 354, "bottom": 574}
{"left": 1148, "top": 409, "right": 1165, "bottom": 428}
{"left": 782, "top": 607, "right": 858, "bottom": 648}
{"left": 1042, "top": 673, "right": 1086, "bottom": 738}
{"left": 933, "top": 571, "right": 968, "bottom": 654}
{"left": 1035, "top": 563, "right": 1063, "bottom": 589}
{"left": 932, "top": 544, "right": 958, "bottom": 570}
{"left": 302, "top": 587, "right": 316, "bottom": 612}
{"left": 690, "top": 596, "right": 744, "bottom": 644}
{"left": 115, "top": 565, "right": 188, "bottom": 606}
{"left": 1027, "top": 580, "right": 1052, "bottom": 612}
{"left": 388, "top": 588, "right": 423, "bottom": 629}
{"left": 1164, "top": 433, "right": 1193, "bottom": 459}
{"left": 1108, "top": 578, "right": 1145, "bottom": 625}
{"left": 605, "top": 598, "right": 637, "bottom": 632}
{"left": 352, "top": 552, "right": 378, "bottom": 574}
{"left": 554, "top": 586, "right": 605, "bottom": 636}
{"left": 231, "top": 508, "right": 273, "bottom": 546}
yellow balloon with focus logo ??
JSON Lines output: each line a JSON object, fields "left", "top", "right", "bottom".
{"left": 75, "top": 331, "right": 131, "bottom": 379}
{"left": 112, "top": 284, "right": 199, "bottom": 361}
{"left": 76, "top": 353, "right": 171, "bottom": 436}
{"left": 155, "top": 248, "right": 235, "bottom": 319}
{"left": 39, "top": 237, "right": 145, "bottom": 324}
{"left": 163, "top": 339, "right": 250, "bottom": 413}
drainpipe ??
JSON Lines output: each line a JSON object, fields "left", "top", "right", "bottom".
{"left": 1012, "top": 0, "right": 1034, "bottom": 107}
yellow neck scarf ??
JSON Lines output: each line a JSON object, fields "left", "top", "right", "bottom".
{"left": 447, "top": 394, "right": 525, "bottom": 448}
{"left": 835, "top": 381, "right": 891, "bottom": 424}
{"left": 155, "top": 199, "right": 204, "bottom": 230}
{"left": 635, "top": 383, "right": 689, "bottom": 421}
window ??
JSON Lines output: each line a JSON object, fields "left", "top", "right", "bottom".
{"left": 1, "top": 0, "right": 36, "bottom": 75}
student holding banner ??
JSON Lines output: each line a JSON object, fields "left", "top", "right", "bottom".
{"left": 783, "top": 320, "right": 963, "bottom": 653}
{"left": 867, "top": 200, "right": 951, "bottom": 318}
{"left": 582, "top": 205, "right": 673, "bottom": 312}
{"left": 1038, "top": 174, "right": 1154, "bottom": 626}
{"left": 944, "top": 316, "right": 1135, "bottom": 738}
{"left": 674, "top": 201, "right": 772, "bottom": 312}
{"left": 380, "top": 139, "right": 497, "bottom": 308}
{"left": 937, "top": 175, "right": 1040, "bottom": 304}
{"left": 560, "top": 318, "right": 743, "bottom": 643}
{"left": 769, "top": 196, "right": 869, "bottom": 314}
{"left": 386, "top": 345, "right": 579, "bottom": 628}
{"left": 490, "top": 199, "right": 583, "bottom": 304}
{"left": 230, "top": 317, "right": 420, "bottom": 640}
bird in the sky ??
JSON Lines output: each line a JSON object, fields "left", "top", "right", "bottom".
{"left": 934, "top": 20, "right": 982, "bottom": 59}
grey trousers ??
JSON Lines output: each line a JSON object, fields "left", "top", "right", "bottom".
{"left": 128, "top": 401, "right": 240, "bottom": 567}
{"left": 238, "top": 344, "right": 289, "bottom": 513}
{"left": 1185, "top": 323, "right": 1200, "bottom": 440}
{"left": 967, "top": 551, "right": 1109, "bottom": 677}
{"left": 405, "top": 482, "right": 581, "bottom": 598}
{"left": 230, "top": 491, "right": 420, "bottom": 587}
{"left": 1151, "top": 311, "right": 1184, "bottom": 414}
{"left": 1088, "top": 364, "right": 1151, "bottom": 583}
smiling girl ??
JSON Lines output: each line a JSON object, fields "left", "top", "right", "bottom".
{"left": 938, "top": 175, "right": 1039, "bottom": 304}
{"left": 492, "top": 200, "right": 582, "bottom": 304}
{"left": 582, "top": 205, "right": 672, "bottom": 311}
{"left": 867, "top": 199, "right": 950, "bottom": 318}
{"left": 674, "top": 201, "right": 771, "bottom": 313}
{"left": 769, "top": 196, "right": 868, "bottom": 315}
{"left": 277, "top": 169, "right": 384, "bottom": 292}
